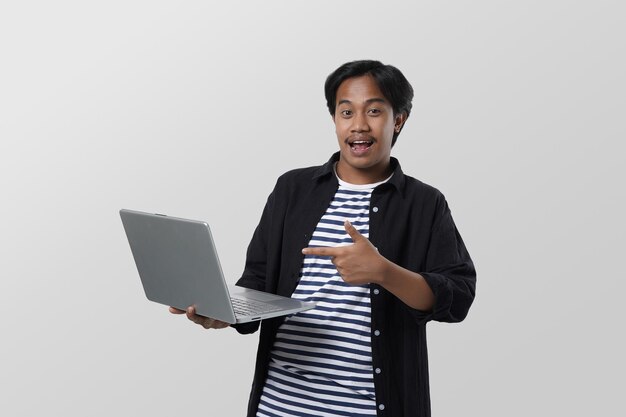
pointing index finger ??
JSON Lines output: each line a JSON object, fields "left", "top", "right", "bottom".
{"left": 302, "top": 246, "right": 340, "bottom": 256}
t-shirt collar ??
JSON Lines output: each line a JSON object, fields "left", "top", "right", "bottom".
{"left": 312, "top": 151, "right": 406, "bottom": 194}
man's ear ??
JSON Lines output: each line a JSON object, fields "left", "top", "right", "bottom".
{"left": 394, "top": 112, "right": 408, "bottom": 133}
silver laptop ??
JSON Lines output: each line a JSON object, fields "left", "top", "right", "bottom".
{"left": 120, "top": 209, "right": 315, "bottom": 324}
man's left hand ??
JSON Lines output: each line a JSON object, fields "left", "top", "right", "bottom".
{"left": 302, "top": 220, "right": 388, "bottom": 285}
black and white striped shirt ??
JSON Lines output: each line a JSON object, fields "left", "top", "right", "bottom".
{"left": 257, "top": 174, "right": 391, "bottom": 417}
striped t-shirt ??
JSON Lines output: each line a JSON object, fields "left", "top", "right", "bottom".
{"left": 257, "top": 172, "right": 391, "bottom": 417}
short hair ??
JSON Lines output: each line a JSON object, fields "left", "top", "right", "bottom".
{"left": 324, "top": 60, "right": 414, "bottom": 146}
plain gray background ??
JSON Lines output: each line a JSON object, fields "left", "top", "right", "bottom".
{"left": 1, "top": 1, "right": 624, "bottom": 415}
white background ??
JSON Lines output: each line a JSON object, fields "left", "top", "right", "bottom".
{"left": 1, "top": 1, "right": 624, "bottom": 415}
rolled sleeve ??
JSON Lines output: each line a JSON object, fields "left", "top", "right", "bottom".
{"left": 419, "top": 200, "right": 476, "bottom": 323}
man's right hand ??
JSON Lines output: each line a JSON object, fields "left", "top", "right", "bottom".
{"left": 169, "top": 306, "right": 230, "bottom": 329}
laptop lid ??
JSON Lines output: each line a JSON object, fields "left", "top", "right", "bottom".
{"left": 120, "top": 209, "right": 315, "bottom": 324}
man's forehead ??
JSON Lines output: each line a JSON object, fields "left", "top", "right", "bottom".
{"left": 335, "top": 75, "right": 387, "bottom": 105}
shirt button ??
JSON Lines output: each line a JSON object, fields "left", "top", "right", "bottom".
{"left": 373, "top": 288, "right": 380, "bottom": 295}
{"left": 374, "top": 330, "right": 380, "bottom": 336}
{"left": 375, "top": 368, "right": 381, "bottom": 374}
{"left": 379, "top": 404, "right": 385, "bottom": 411}
{"left": 372, "top": 206, "right": 379, "bottom": 213}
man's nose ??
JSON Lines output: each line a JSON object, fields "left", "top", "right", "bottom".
{"left": 351, "top": 112, "right": 370, "bottom": 132}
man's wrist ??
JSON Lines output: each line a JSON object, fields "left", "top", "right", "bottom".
{"left": 375, "top": 256, "right": 394, "bottom": 286}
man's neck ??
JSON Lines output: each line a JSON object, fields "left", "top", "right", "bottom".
{"left": 335, "top": 159, "right": 392, "bottom": 185}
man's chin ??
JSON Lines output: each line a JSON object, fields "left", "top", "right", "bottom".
{"left": 340, "top": 154, "right": 389, "bottom": 171}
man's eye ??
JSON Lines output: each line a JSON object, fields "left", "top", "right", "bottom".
{"left": 340, "top": 110, "right": 352, "bottom": 117}
{"left": 368, "top": 108, "right": 381, "bottom": 115}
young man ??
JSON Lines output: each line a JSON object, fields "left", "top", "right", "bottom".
{"left": 172, "top": 60, "right": 476, "bottom": 417}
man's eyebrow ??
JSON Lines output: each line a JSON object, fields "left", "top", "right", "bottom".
{"left": 337, "top": 97, "right": 387, "bottom": 106}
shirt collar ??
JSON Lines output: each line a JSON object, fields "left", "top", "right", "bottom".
{"left": 312, "top": 151, "right": 406, "bottom": 195}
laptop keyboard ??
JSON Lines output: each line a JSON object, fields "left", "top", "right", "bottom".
{"left": 230, "top": 297, "right": 283, "bottom": 316}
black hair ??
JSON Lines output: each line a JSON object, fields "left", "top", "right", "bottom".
{"left": 324, "top": 60, "right": 414, "bottom": 146}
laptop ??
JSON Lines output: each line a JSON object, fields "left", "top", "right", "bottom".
{"left": 120, "top": 209, "right": 315, "bottom": 324}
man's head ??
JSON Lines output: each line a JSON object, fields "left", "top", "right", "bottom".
{"left": 325, "top": 60, "right": 414, "bottom": 147}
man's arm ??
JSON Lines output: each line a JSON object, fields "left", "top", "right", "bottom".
{"left": 235, "top": 189, "right": 276, "bottom": 293}
{"left": 377, "top": 260, "right": 435, "bottom": 312}
{"left": 302, "top": 220, "right": 435, "bottom": 311}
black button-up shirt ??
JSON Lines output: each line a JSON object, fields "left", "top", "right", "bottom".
{"left": 235, "top": 152, "right": 476, "bottom": 417}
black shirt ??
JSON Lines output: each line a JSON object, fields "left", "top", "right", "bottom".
{"left": 235, "top": 152, "right": 476, "bottom": 417}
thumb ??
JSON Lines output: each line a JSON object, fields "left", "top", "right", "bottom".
{"left": 344, "top": 220, "right": 364, "bottom": 242}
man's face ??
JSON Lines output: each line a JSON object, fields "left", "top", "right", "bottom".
{"left": 333, "top": 75, "right": 405, "bottom": 184}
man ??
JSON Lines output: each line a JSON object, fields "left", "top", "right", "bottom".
{"left": 171, "top": 60, "right": 476, "bottom": 416}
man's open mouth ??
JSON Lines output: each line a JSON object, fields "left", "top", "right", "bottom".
{"left": 349, "top": 140, "right": 374, "bottom": 152}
